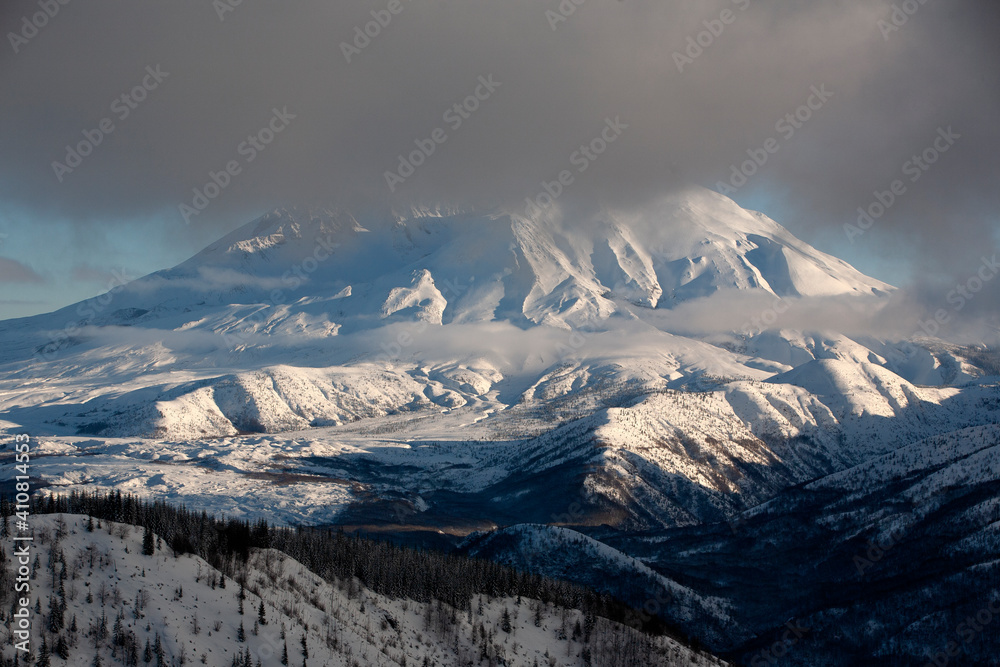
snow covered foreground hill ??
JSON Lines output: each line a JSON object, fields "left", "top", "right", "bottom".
{"left": 3, "top": 513, "right": 727, "bottom": 667}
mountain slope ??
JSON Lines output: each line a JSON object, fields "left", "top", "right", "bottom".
{"left": 0, "top": 187, "right": 892, "bottom": 356}
{"left": 0, "top": 188, "right": 996, "bottom": 535}
{"left": 5, "top": 513, "right": 730, "bottom": 667}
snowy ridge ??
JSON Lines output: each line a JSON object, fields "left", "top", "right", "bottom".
{"left": 460, "top": 524, "right": 741, "bottom": 647}
{"left": 9, "top": 514, "right": 727, "bottom": 666}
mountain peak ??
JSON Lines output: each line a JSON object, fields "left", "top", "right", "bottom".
{"left": 16, "top": 188, "right": 893, "bottom": 338}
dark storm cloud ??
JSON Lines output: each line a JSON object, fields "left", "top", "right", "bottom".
{"left": 0, "top": 257, "right": 44, "bottom": 283}
{"left": 1, "top": 0, "right": 997, "bottom": 330}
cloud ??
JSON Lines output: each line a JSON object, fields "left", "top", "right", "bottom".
{"left": 71, "top": 263, "right": 125, "bottom": 284}
{"left": 1, "top": 0, "right": 997, "bottom": 328}
{"left": 123, "top": 266, "right": 289, "bottom": 295}
{"left": 0, "top": 299, "right": 45, "bottom": 306}
{"left": 0, "top": 257, "right": 45, "bottom": 283}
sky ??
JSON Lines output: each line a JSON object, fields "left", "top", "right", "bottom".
{"left": 1, "top": 0, "right": 998, "bottom": 338}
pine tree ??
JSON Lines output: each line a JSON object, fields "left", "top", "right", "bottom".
{"left": 143, "top": 639, "right": 152, "bottom": 663}
{"left": 257, "top": 600, "right": 267, "bottom": 625}
{"left": 501, "top": 607, "right": 512, "bottom": 633}
{"left": 142, "top": 526, "right": 155, "bottom": 556}
{"left": 55, "top": 635, "right": 69, "bottom": 660}
{"left": 153, "top": 633, "right": 164, "bottom": 667}
{"left": 47, "top": 588, "right": 64, "bottom": 631}
{"left": 35, "top": 634, "right": 50, "bottom": 667}
{"left": 280, "top": 641, "right": 288, "bottom": 666}
{"left": 113, "top": 614, "right": 124, "bottom": 646}
{"left": 300, "top": 633, "right": 308, "bottom": 659}
{"left": 237, "top": 622, "right": 245, "bottom": 642}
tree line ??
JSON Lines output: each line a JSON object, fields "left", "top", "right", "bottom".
{"left": 1, "top": 491, "right": 693, "bottom": 643}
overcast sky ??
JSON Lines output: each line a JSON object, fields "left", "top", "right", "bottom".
{"left": 1, "top": 0, "right": 997, "bottom": 338}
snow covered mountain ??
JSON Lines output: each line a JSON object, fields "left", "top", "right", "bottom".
{"left": 2, "top": 185, "right": 995, "bottom": 512}
{"left": 5, "top": 187, "right": 891, "bottom": 350}
{"left": 460, "top": 423, "right": 1000, "bottom": 664}
{"left": 1, "top": 186, "right": 995, "bottom": 524}
{"left": 1, "top": 186, "right": 998, "bottom": 663}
